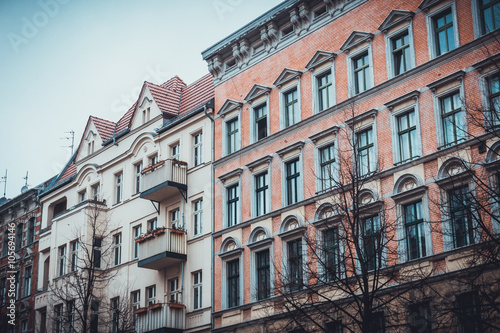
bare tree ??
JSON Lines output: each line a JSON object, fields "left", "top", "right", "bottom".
{"left": 47, "top": 200, "right": 134, "bottom": 333}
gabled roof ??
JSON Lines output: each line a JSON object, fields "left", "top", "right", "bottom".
{"left": 218, "top": 99, "right": 243, "bottom": 116}
{"left": 244, "top": 84, "right": 272, "bottom": 102}
{"left": 378, "top": 10, "right": 414, "bottom": 32}
{"left": 273, "top": 68, "right": 302, "bottom": 87}
{"left": 91, "top": 116, "right": 115, "bottom": 142}
{"left": 179, "top": 74, "right": 214, "bottom": 115}
{"left": 305, "top": 50, "right": 336, "bottom": 70}
{"left": 145, "top": 81, "right": 182, "bottom": 117}
{"left": 340, "top": 31, "right": 374, "bottom": 51}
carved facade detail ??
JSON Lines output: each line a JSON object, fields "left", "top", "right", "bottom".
{"left": 207, "top": 55, "right": 223, "bottom": 79}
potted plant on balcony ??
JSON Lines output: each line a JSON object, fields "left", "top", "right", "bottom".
{"left": 134, "top": 307, "right": 147, "bottom": 314}
{"left": 148, "top": 302, "right": 163, "bottom": 310}
{"left": 168, "top": 299, "right": 184, "bottom": 309}
{"left": 170, "top": 225, "right": 185, "bottom": 235}
{"left": 153, "top": 226, "right": 165, "bottom": 236}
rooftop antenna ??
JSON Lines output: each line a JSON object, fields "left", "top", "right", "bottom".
{"left": 21, "top": 171, "right": 29, "bottom": 193}
{"left": 1, "top": 169, "right": 7, "bottom": 197}
{"left": 61, "top": 130, "right": 75, "bottom": 155}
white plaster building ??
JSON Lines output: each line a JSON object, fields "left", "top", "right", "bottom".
{"left": 34, "top": 74, "right": 214, "bottom": 333}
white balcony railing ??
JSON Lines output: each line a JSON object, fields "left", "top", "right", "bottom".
{"left": 137, "top": 228, "right": 187, "bottom": 269}
{"left": 141, "top": 159, "right": 187, "bottom": 192}
{"left": 135, "top": 303, "right": 185, "bottom": 332}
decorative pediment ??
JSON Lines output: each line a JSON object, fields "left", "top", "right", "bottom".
{"left": 345, "top": 109, "right": 378, "bottom": 127}
{"left": 218, "top": 168, "right": 243, "bottom": 184}
{"left": 273, "top": 68, "right": 302, "bottom": 88}
{"left": 426, "top": 70, "right": 465, "bottom": 92}
{"left": 217, "top": 99, "right": 243, "bottom": 117}
{"left": 384, "top": 90, "right": 420, "bottom": 110}
{"left": 378, "top": 10, "right": 414, "bottom": 32}
{"left": 85, "top": 130, "right": 96, "bottom": 141}
{"left": 244, "top": 84, "right": 272, "bottom": 102}
{"left": 305, "top": 50, "right": 336, "bottom": 70}
{"left": 340, "top": 31, "right": 373, "bottom": 52}
{"left": 138, "top": 96, "right": 152, "bottom": 108}
{"left": 418, "top": 0, "right": 444, "bottom": 12}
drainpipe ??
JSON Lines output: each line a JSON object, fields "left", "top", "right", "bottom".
{"left": 204, "top": 103, "right": 215, "bottom": 330}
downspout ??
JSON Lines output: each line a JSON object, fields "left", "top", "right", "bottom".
{"left": 204, "top": 103, "right": 215, "bottom": 330}
{"left": 112, "top": 125, "right": 118, "bottom": 146}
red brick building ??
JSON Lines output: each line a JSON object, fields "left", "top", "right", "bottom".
{"left": 203, "top": 0, "right": 500, "bottom": 331}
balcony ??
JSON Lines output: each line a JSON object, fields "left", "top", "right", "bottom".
{"left": 140, "top": 159, "right": 187, "bottom": 202}
{"left": 137, "top": 228, "right": 187, "bottom": 270}
{"left": 135, "top": 303, "right": 185, "bottom": 333}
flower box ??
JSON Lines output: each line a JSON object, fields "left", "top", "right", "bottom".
{"left": 148, "top": 303, "right": 163, "bottom": 310}
{"left": 170, "top": 228, "right": 185, "bottom": 235}
{"left": 134, "top": 307, "right": 147, "bottom": 314}
{"left": 168, "top": 302, "right": 185, "bottom": 309}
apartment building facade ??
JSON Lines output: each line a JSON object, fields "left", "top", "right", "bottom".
{"left": 34, "top": 74, "right": 214, "bottom": 333}
{"left": 0, "top": 186, "right": 45, "bottom": 333}
{"left": 203, "top": 0, "right": 500, "bottom": 331}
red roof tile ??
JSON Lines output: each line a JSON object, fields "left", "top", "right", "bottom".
{"left": 91, "top": 116, "right": 116, "bottom": 142}
{"left": 145, "top": 82, "right": 180, "bottom": 117}
{"left": 116, "top": 102, "right": 136, "bottom": 134}
{"left": 179, "top": 74, "right": 214, "bottom": 115}
{"left": 55, "top": 163, "right": 76, "bottom": 186}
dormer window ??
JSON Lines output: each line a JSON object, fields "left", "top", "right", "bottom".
{"left": 87, "top": 141, "right": 94, "bottom": 156}
{"left": 142, "top": 107, "right": 150, "bottom": 124}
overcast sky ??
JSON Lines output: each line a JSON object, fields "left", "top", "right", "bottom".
{"left": 0, "top": 0, "right": 282, "bottom": 199}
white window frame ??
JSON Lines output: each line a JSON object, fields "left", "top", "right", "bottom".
{"left": 134, "top": 162, "right": 143, "bottom": 194}
{"left": 146, "top": 285, "right": 156, "bottom": 306}
{"left": 390, "top": 104, "right": 422, "bottom": 165}
{"left": 220, "top": 253, "right": 243, "bottom": 309}
{"left": 171, "top": 142, "right": 180, "bottom": 160}
{"left": 425, "top": 2, "right": 460, "bottom": 59}
{"left": 91, "top": 183, "right": 100, "bottom": 201}
{"left": 223, "top": 180, "right": 241, "bottom": 228}
{"left": 170, "top": 209, "right": 180, "bottom": 229}
{"left": 248, "top": 232, "right": 274, "bottom": 302}
{"left": 385, "top": 24, "right": 416, "bottom": 79}
{"left": 223, "top": 114, "right": 241, "bottom": 156}
{"left": 314, "top": 138, "right": 339, "bottom": 193}
{"left": 250, "top": 99, "right": 270, "bottom": 143}
{"left": 432, "top": 85, "right": 467, "bottom": 149}
{"left": 193, "top": 198, "right": 203, "bottom": 236}
{"left": 168, "top": 278, "right": 179, "bottom": 303}
{"left": 251, "top": 170, "right": 270, "bottom": 218}
{"left": 193, "top": 271, "right": 202, "bottom": 310}
{"left": 113, "top": 233, "right": 122, "bottom": 266}
{"left": 312, "top": 64, "right": 336, "bottom": 113}
{"left": 279, "top": 83, "right": 302, "bottom": 130}
{"left": 58, "top": 245, "right": 67, "bottom": 276}
{"left": 354, "top": 122, "right": 378, "bottom": 177}
{"left": 347, "top": 46, "right": 374, "bottom": 97}
{"left": 70, "top": 240, "right": 78, "bottom": 272}
{"left": 23, "top": 266, "right": 32, "bottom": 297}
{"left": 133, "top": 224, "right": 142, "bottom": 259}
{"left": 115, "top": 172, "right": 123, "bottom": 204}
{"left": 193, "top": 131, "right": 203, "bottom": 167}
{"left": 281, "top": 154, "right": 304, "bottom": 207}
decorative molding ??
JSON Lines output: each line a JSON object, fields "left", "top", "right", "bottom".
{"left": 309, "top": 126, "right": 339, "bottom": 144}
{"left": 305, "top": 50, "right": 336, "bottom": 70}
{"left": 384, "top": 90, "right": 420, "bottom": 110}
{"left": 217, "top": 99, "right": 243, "bottom": 117}
{"left": 218, "top": 168, "right": 243, "bottom": 184}
{"left": 345, "top": 109, "right": 378, "bottom": 126}
{"left": 273, "top": 68, "right": 302, "bottom": 88}
{"left": 340, "top": 31, "right": 373, "bottom": 53}
{"left": 472, "top": 53, "right": 500, "bottom": 73}
{"left": 244, "top": 84, "right": 272, "bottom": 102}
{"left": 246, "top": 155, "right": 273, "bottom": 172}
{"left": 378, "top": 9, "right": 414, "bottom": 33}
{"left": 418, "top": 0, "right": 446, "bottom": 12}
{"left": 276, "top": 141, "right": 305, "bottom": 157}
{"left": 426, "top": 70, "right": 465, "bottom": 92}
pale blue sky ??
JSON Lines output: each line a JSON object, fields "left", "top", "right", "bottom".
{"left": 0, "top": 0, "right": 282, "bottom": 199}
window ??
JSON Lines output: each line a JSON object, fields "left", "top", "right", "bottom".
{"left": 255, "top": 172, "right": 269, "bottom": 217}
{"left": 226, "top": 184, "right": 239, "bottom": 227}
{"left": 363, "top": 215, "right": 381, "bottom": 271}
{"left": 135, "top": 163, "right": 142, "bottom": 194}
{"left": 147, "top": 285, "right": 156, "bottom": 306}
{"left": 2, "top": 231, "right": 8, "bottom": 257}
{"left": 369, "top": 312, "right": 385, "bottom": 333}
{"left": 256, "top": 249, "right": 270, "bottom": 300}
{"left": 113, "top": 234, "right": 122, "bottom": 266}
{"left": 115, "top": 173, "right": 123, "bottom": 204}
{"left": 409, "top": 302, "right": 431, "bottom": 333}
{"left": 193, "top": 132, "right": 203, "bottom": 166}
{"left": 21, "top": 319, "right": 28, "bottom": 333}
{"left": 323, "top": 227, "right": 340, "bottom": 281}
{"left": 193, "top": 271, "right": 202, "bottom": 310}
{"left": 487, "top": 73, "right": 500, "bottom": 127}
{"left": 67, "top": 300, "right": 75, "bottom": 333}
{"left": 150, "top": 155, "right": 158, "bottom": 167}
{"left": 227, "top": 259, "right": 240, "bottom": 308}
{"left": 70, "top": 240, "right": 78, "bottom": 272}
{"left": 90, "top": 300, "right": 99, "bottom": 333}
{"left": 404, "top": 201, "right": 426, "bottom": 260}
{"left": 15, "top": 223, "right": 23, "bottom": 250}
{"left": 111, "top": 297, "right": 119, "bottom": 333}
{"left": 23, "top": 266, "right": 32, "bottom": 297}
{"left": 59, "top": 245, "right": 67, "bottom": 276}
{"left": 479, "top": 0, "right": 500, "bottom": 34}
{"left": 171, "top": 143, "right": 180, "bottom": 160}
{"left": 391, "top": 31, "right": 411, "bottom": 76}
{"left": 319, "top": 144, "right": 336, "bottom": 191}
{"left": 133, "top": 225, "right": 142, "bottom": 259}
{"left": 432, "top": 8, "right": 456, "bottom": 56}
{"left": 93, "top": 237, "right": 102, "bottom": 269}
{"left": 148, "top": 218, "right": 157, "bottom": 231}
{"left": 317, "top": 71, "right": 333, "bottom": 111}
{"left": 14, "top": 272, "right": 19, "bottom": 301}
{"left": 142, "top": 107, "right": 150, "bottom": 123}
{"left": 449, "top": 186, "right": 474, "bottom": 248}
{"left": 79, "top": 190, "right": 86, "bottom": 203}
{"left": 54, "top": 304, "right": 63, "bottom": 333}
{"left": 254, "top": 104, "right": 268, "bottom": 141}
{"left": 0, "top": 277, "right": 6, "bottom": 306}
{"left": 227, "top": 118, "right": 239, "bottom": 154}
{"left": 457, "top": 292, "right": 482, "bottom": 333}
{"left": 131, "top": 290, "right": 140, "bottom": 326}
{"left": 353, "top": 51, "right": 371, "bottom": 94}
{"left": 169, "top": 278, "right": 179, "bottom": 302}
{"left": 27, "top": 217, "right": 35, "bottom": 244}
{"left": 285, "top": 159, "right": 300, "bottom": 206}
{"left": 284, "top": 88, "right": 299, "bottom": 127}
{"left": 91, "top": 183, "right": 100, "bottom": 201}
{"left": 440, "top": 92, "right": 464, "bottom": 146}
{"left": 287, "top": 238, "right": 303, "bottom": 291}
{"left": 193, "top": 199, "right": 203, "bottom": 236}
{"left": 356, "top": 128, "right": 375, "bottom": 176}
{"left": 170, "top": 209, "right": 180, "bottom": 229}
{"left": 397, "top": 110, "right": 418, "bottom": 162}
